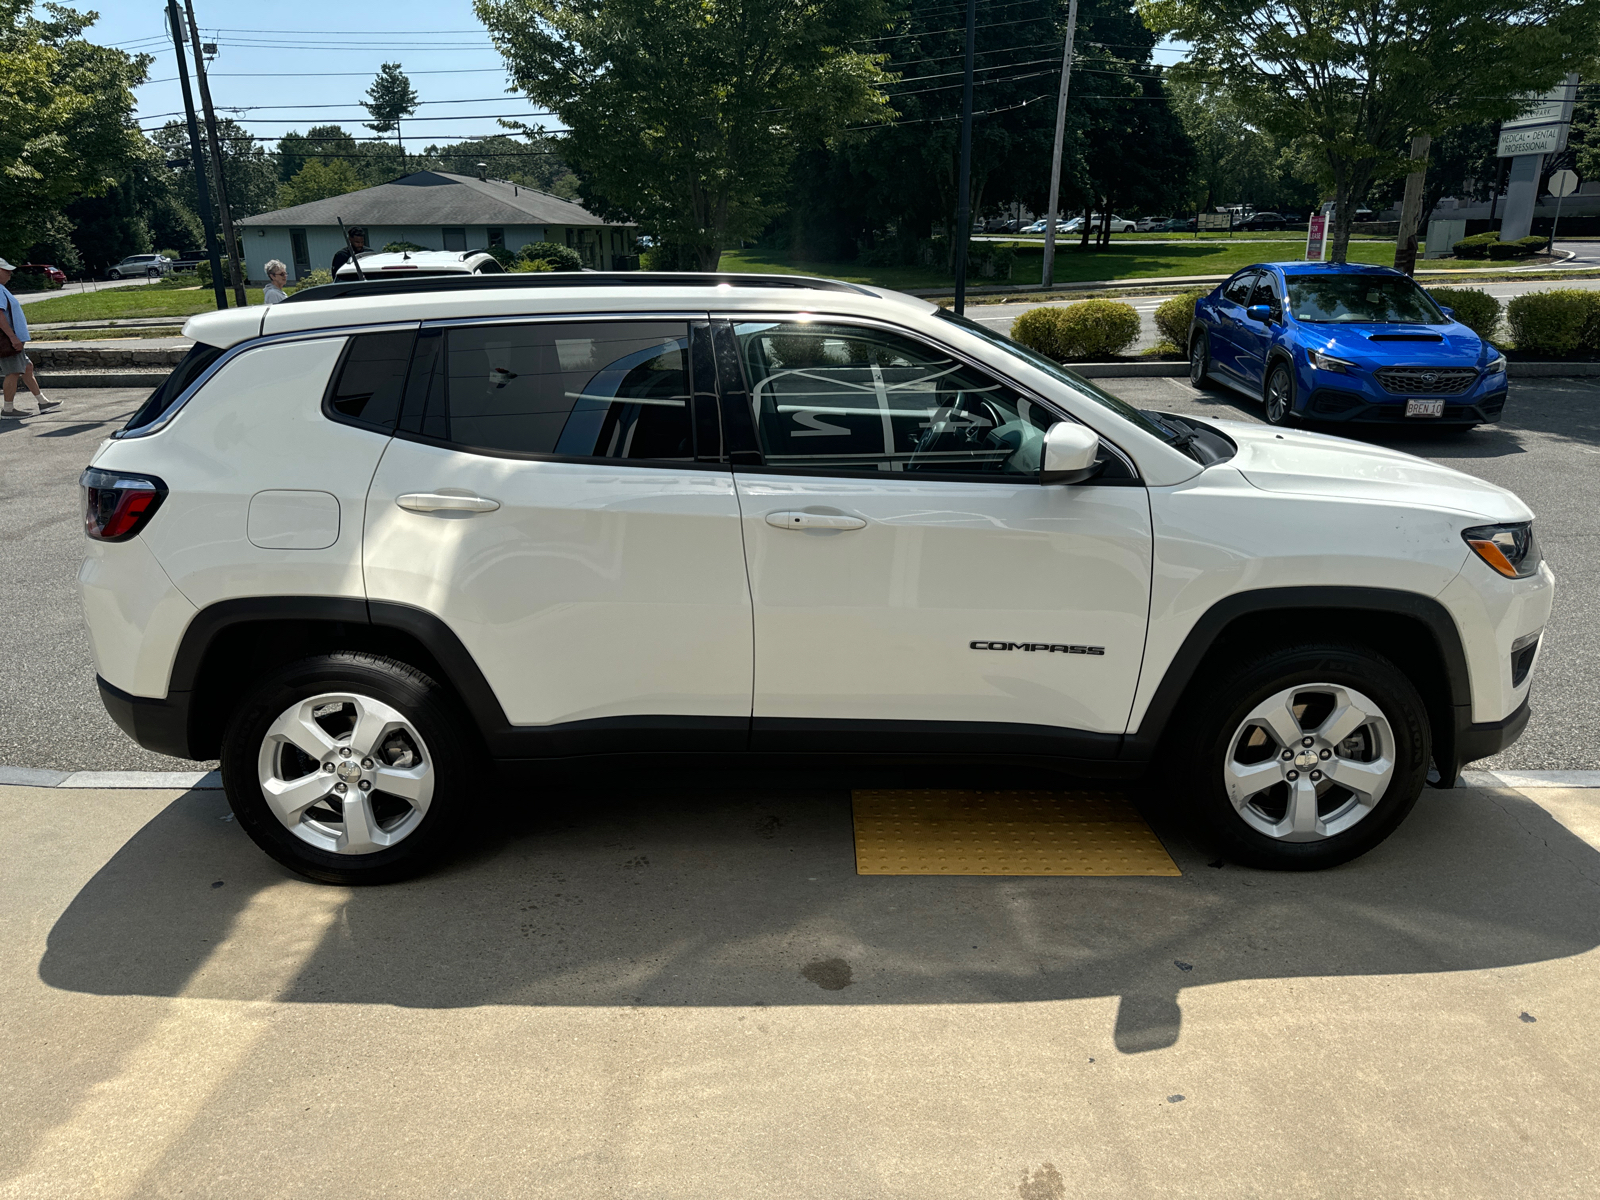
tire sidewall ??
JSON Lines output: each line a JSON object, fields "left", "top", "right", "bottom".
{"left": 221, "top": 654, "right": 475, "bottom": 884}
{"left": 1264, "top": 362, "right": 1294, "bottom": 425}
{"left": 1189, "top": 332, "right": 1209, "bottom": 386}
{"left": 1188, "top": 645, "right": 1430, "bottom": 869}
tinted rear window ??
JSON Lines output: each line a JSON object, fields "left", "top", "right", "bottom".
{"left": 325, "top": 331, "right": 414, "bottom": 430}
{"left": 124, "top": 342, "right": 226, "bottom": 431}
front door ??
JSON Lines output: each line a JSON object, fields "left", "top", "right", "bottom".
{"left": 1211, "top": 270, "right": 1259, "bottom": 378}
{"left": 718, "top": 318, "right": 1153, "bottom": 748}
{"left": 1231, "top": 271, "right": 1281, "bottom": 389}
{"left": 364, "top": 317, "right": 752, "bottom": 738}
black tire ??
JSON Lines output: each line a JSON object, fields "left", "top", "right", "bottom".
{"left": 146, "top": 267, "right": 161, "bottom": 279}
{"left": 1263, "top": 361, "right": 1296, "bottom": 426}
{"left": 1177, "top": 642, "right": 1430, "bottom": 870}
{"left": 107, "top": 269, "right": 121, "bottom": 280}
{"left": 221, "top": 652, "right": 477, "bottom": 885}
{"left": 1188, "top": 331, "right": 1212, "bottom": 389}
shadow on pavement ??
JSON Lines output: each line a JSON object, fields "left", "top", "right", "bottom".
{"left": 39, "top": 777, "right": 1600, "bottom": 1055}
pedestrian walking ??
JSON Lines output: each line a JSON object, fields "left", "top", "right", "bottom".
{"left": 331, "top": 228, "right": 369, "bottom": 275}
{"left": 263, "top": 260, "right": 290, "bottom": 305}
{"left": 0, "top": 258, "right": 58, "bottom": 419}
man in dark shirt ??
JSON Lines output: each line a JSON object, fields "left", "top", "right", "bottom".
{"left": 332, "top": 227, "right": 369, "bottom": 275}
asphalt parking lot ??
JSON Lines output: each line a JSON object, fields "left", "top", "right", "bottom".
{"left": 2, "top": 378, "right": 1594, "bottom": 774}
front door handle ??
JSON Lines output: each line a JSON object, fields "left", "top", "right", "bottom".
{"left": 766, "top": 510, "right": 867, "bottom": 531}
{"left": 396, "top": 492, "right": 501, "bottom": 514}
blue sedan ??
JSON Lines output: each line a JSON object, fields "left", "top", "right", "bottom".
{"left": 1186, "top": 262, "right": 1508, "bottom": 428}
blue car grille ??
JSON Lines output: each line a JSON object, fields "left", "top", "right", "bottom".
{"left": 1375, "top": 366, "right": 1477, "bottom": 395}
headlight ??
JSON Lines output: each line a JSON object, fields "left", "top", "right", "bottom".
{"left": 1462, "top": 522, "right": 1540, "bottom": 579}
{"left": 1484, "top": 352, "right": 1507, "bottom": 374}
{"left": 1308, "top": 348, "right": 1355, "bottom": 373}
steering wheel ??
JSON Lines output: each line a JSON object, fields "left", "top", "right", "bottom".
{"left": 910, "top": 393, "right": 1007, "bottom": 462}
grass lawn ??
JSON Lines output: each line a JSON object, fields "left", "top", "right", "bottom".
{"left": 720, "top": 241, "right": 1507, "bottom": 291}
{"left": 24, "top": 285, "right": 265, "bottom": 323}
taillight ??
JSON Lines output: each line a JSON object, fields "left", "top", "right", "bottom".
{"left": 81, "top": 468, "right": 167, "bottom": 541}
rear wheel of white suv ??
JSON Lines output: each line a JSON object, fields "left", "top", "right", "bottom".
{"left": 1181, "top": 642, "right": 1430, "bottom": 869}
{"left": 220, "top": 653, "right": 475, "bottom": 885}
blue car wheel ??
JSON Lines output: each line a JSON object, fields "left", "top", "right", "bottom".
{"left": 1265, "top": 362, "right": 1295, "bottom": 425}
{"left": 1189, "top": 331, "right": 1211, "bottom": 388}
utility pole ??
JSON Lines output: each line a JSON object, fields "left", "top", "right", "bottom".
{"left": 952, "top": 0, "right": 977, "bottom": 314}
{"left": 166, "top": 0, "right": 226, "bottom": 310}
{"left": 183, "top": 0, "right": 247, "bottom": 306}
{"left": 1040, "top": 0, "right": 1080, "bottom": 290}
{"left": 1392, "top": 133, "right": 1431, "bottom": 276}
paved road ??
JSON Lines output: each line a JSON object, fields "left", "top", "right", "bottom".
{"left": 1, "top": 379, "right": 1594, "bottom": 774}
{"left": 13, "top": 277, "right": 152, "bottom": 306}
{"left": 4, "top": 776, "right": 1600, "bottom": 1196}
{"left": 966, "top": 276, "right": 1600, "bottom": 355}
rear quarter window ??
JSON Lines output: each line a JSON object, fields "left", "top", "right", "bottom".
{"left": 124, "top": 341, "right": 227, "bottom": 431}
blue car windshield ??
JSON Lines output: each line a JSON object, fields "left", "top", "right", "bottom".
{"left": 1287, "top": 275, "right": 1446, "bottom": 324}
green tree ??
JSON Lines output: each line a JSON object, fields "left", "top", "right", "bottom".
{"left": 1141, "top": 0, "right": 1600, "bottom": 262}
{"left": 153, "top": 118, "right": 279, "bottom": 220}
{"left": 364, "top": 62, "right": 420, "bottom": 165}
{"left": 277, "top": 158, "right": 366, "bottom": 208}
{"left": 420, "top": 132, "right": 578, "bottom": 195}
{"left": 0, "top": 1, "right": 148, "bottom": 261}
{"left": 477, "top": 0, "right": 895, "bottom": 270}
{"left": 1167, "top": 78, "right": 1314, "bottom": 213}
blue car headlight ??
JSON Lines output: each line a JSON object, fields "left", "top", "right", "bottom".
{"left": 1484, "top": 351, "right": 1507, "bottom": 374}
{"left": 1308, "top": 348, "right": 1356, "bottom": 373}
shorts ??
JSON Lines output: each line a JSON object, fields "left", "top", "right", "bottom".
{"left": 0, "top": 350, "right": 28, "bottom": 376}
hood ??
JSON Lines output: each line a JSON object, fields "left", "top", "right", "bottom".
{"left": 1214, "top": 420, "right": 1532, "bottom": 522}
{"left": 1303, "top": 321, "right": 1488, "bottom": 365}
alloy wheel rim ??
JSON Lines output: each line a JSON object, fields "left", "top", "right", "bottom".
{"left": 256, "top": 692, "right": 435, "bottom": 855}
{"left": 1222, "top": 682, "right": 1395, "bottom": 842}
{"left": 1267, "top": 372, "right": 1290, "bottom": 422}
{"left": 1190, "top": 341, "right": 1206, "bottom": 383}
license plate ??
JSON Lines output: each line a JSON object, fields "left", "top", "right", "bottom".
{"left": 1406, "top": 399, "right": 1444, "bottom": 418}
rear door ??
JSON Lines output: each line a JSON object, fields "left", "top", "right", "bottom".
{"left": 1210, "top": 270, "right": 1259, "bottom": 377}
{"left": 715, "top": 317, "right": 1152, "bottom": 753}
{"left": 363, "top": 316, "right": 752, "bottom": 741}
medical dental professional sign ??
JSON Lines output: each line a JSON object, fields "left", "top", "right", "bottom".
{"left": 1497, "top": 76, "right": 1579, "bottom": 157}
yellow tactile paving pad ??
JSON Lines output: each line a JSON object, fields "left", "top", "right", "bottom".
{"left": 851, "top": 789, "right": 1181, "bottom": 876}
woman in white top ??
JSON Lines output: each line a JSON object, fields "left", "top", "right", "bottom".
{"left": 262, "top": 260, "right": 289, "bottom": 305}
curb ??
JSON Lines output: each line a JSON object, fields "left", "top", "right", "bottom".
{"left": 35, "top": 371, "right": 167, "bottom": 389}
{"left": 0, "top": 766, "right": 222, "bottom": 789}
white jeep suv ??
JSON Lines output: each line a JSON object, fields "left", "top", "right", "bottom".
{"left": 78, "top": 272, "right": 1553, "bottom": 884}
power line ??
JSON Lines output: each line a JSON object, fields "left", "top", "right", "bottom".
{"left": 138, "top": 67, "right": 510, "bottom": 84}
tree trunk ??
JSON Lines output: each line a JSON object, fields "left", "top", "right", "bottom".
{"left": 1327, "top": 169, "right": 1353, "bottom": 264}
{"left": 695, "top": 243, "right": 722, "bottom": 271}
{"left": 1392, "top": 134, "right": 1431, "bottom": 276}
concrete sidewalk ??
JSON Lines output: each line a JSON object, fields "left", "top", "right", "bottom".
{"left": 3, "top": 778, "right": 1598, "bottom": 1197}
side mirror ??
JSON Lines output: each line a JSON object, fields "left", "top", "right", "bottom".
{"left": 1246, "top": 303, "right": 1273, "bottom": 323}
{"left": 1040, "top": 422, "right": 1102, "bottom": 485}
{"left": 1440, "top": 306, "right": 1456, "bottom": 318}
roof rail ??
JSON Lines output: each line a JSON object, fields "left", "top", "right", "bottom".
{"left": 279, "top": 270, "right": 877, "bottom": 304}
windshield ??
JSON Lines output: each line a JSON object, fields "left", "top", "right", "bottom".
{"left": 1286, "top": 274, "right": 1446, "bottom": 324}
{"left": 935, "top": 308, "right": 1185, "bottom": 446}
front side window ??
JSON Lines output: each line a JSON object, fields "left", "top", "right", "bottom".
{"left": 410, "top": 321, "right": 694, "bottom": 461}
{"left": 1287, "top": 274, "right": 1446, "bottom": 324}
{"left": 733, "top": 321, "right": 1055, "bottom": 477}
{"left": 1223, "top": 272, "right": 1258, "bottom": 305}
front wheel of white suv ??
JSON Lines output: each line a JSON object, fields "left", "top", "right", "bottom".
{"left": 221, "top": 653, "right": 477, "bottom": 885}
{"left": 1180, "top": 643, "right": 1431, "bottom": 869}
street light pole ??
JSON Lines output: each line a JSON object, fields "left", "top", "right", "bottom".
{"left": 182, "top": 0, "right": 247, "bottom": 307}
{"left": 952, "top": 0, "right": 977, "bottom": 314}
{"left": 165, "top": 0, "right": 226, "bottom": 310}
{"left": 1040, "top": 0, "right": 1080, "bottom": 290}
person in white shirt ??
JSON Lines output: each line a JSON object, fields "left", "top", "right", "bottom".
{"left": 0, "top": 257, "right": 58, "bottom": 418}
{"left": 263, "top": 259, "right": 289, "bottom": 305}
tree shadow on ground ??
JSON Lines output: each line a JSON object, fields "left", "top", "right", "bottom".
{"left": 39, "top": 774, "right": 1600, "bottom": 1056}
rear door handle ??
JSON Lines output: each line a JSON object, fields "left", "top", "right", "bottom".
{"left": 396, "top": 492, "right": 501, "bottom": 514}
{"left": 765, "top": 510, "right": 867, "bottom": 531}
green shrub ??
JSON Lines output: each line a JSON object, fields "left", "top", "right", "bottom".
{"left": 1517, "top": 235, "right": 1550, "bottom": 252}
{"left": 1505, "top": 289, "right": 1600, "bottom": 355}
{"left": 518, "top": 241, "right": 582, "bottom": 270}
{"left": 510, "top": 258, "right": 556, "bottom": 272}
{"left": 640, "top": 241, "right": 699, "bottom": 270}
{"left": 484, "top": 245, "right": 516, "bottom": 268}
{"left": 382, "top": 240, "right": 433, "bottom": 253}
{"left": 1486, "top": 239, "right": 1536, "bottom": 260}
{"left": 8, "top": 269, "right": 59, "bottom": 292}
{"left": 1451, "top": 231, "right": 1499, "bottom": 259}
{"left": 290, "top": 267, "right": 332, "bottom": 292}
{"left": 1154, "top": 287, "right": 1208, "bottom": 351}
{"left": 1427, "top": 287, "right": 1501, "bottom": 340}
{"left": 1011, "top": 299, "right": 1141, "bottom": 361}
{"left": 157, "top": 248, "right": 181, "bottom": 262}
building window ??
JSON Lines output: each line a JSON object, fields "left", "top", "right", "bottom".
{"left": 442, "top": 227, "right": 467, "bottom": 252}
{"left": 487, "top": 227, "right": 504, "bottom": 248}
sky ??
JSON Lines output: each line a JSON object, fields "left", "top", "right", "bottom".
{"left": 95, "top": 0, "right": 548, "bottom": 153}
{"left": 91, "top": 0, "right": 1191, "bottom": 157}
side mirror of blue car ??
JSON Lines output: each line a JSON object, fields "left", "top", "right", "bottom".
{"left": 1440, "top": 306, "right": 1456, "bottom": 318}
{"left": 1246, "top": 303, "right": 1274, "bottom": 323}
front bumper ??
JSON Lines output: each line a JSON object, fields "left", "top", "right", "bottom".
{"left": 1306, "top": 382, "right": 1507, "bottom": 425}
{"left": 1435, "top": 693, "right": 1531, "bottom": 786}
